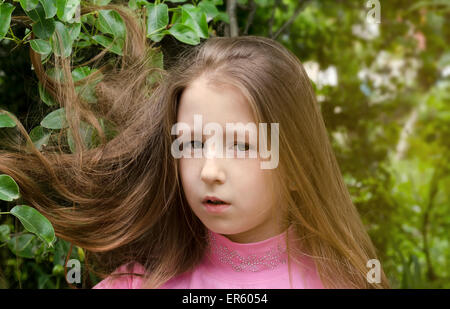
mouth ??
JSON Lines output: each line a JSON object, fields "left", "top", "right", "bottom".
{"left": 202, "top": 196, "right": 231, "bottom": 214}
{"left": 202, "top": 196, "right": 230, "bottom": 207}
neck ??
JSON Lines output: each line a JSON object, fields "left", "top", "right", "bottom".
{"left": 221, "top": 223, "right": 287, "bottom": 244}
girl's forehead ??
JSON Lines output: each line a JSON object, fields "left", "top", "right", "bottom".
{"left": 177, "top": 76, "right": 257, "bottom": 125}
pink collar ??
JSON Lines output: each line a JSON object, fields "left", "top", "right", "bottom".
{"left": 204, "top": 226, "right": 295, "bottom": 276}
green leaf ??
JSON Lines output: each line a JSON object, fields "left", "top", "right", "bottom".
{"left": 39, "top": 0, "right": 57, "bottom": 19}
{"left": 0, "top": 225, "right": 11, "bottom": 242}
{"left": 149, "top": 30, "right": 167, "bottom": 43}
{"left": 72, "top": 66, "right": 92, "bottom": 82}
{"left": 29, "top": 126, "right": 52, "bottom": 150}
{"left": 67, "top": 121, "right": 96, "bottom": 152}
{"left": 168, "top": 23, "right": 200, "bottom": 45}
{"left": 75, "top": 32, "right": 93, "bottom": 48}
{"left": 171, "top": 9, "right": 181, "bottom": 25}
{"left": 150, "top": 50, "right": 164, "bottom": 69}
{"left": 98, "top": 117, "right": 118, "bottom": 141}
{"left": 38, "top": 82, "right": 57, "bottom": 106}
{"left": 20, "top": 0, "right": 39, "bottom": 11}
{"left": 165, "top": 0, "right": 188, "bottom": 3}
{"left": 213, "top": 11, "right": 229, "bottom": 24}
{"left": 51, "top": 21, "right": 73, "bottom": 58}
{"left": 146, "top": 3, "right": 169, "bottom": 39}
{"left": 72, "top": 66, "right": 101, "bottom": 103}
{"left": 56, "top": 0, "right": 81, "bottom": 23}
{"left": 8, "top": 234, "right": 36, "bottom": 258}
{"left": 198, "top": 1, "right": 220, "bottom": 22}
{"left": 147, "top": 50, "right": 164, "bottom": 84}
{"left": 46, "top": 67, "right": 65, "bottom": 82}
{"left": 30, "top": 39, "right": 52, "bottom": 55}
{"left": 181, "top": 5, "right": 209, "bottom": 39}
{"left": 0, "top": 113, "right": 16, "bottom": 128}
{"left": 10, "top": 205, "right": 56, "bottom": 247}
{"left": 81, "top": 13, "right": 96, "bottom": 26}
{"left": 68, "top": 22, "right": 81, "bottom": 42}
{"left": 32, "top": 17, "right": 56, "bottom": 40}
{"left": 27, "top": 3, "right": 47, "bottom": 22}
{"left": 92, "top": 34, "right": 124, "bottom": 56}
{"left": 128, "top": 0, "right": 148, "bottom": 10}
{"left": 92, "top": 0, "right": 113, "bottom": 5}
{"left": 41, "top": 108, "right": 68, "bottom": 129}
{"left": 53, "top": 238, "right": 80, "bottom": 266}
{"left": 0, "top": 174, "right": 20, "bottom": 202}
{"left": 96, "top": 9, "right": 126, "bottom": 39}
{"left": 0, "top": 3, "right": 16, "bottom": 40}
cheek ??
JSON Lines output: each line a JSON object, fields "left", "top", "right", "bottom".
{"left": 179, "top": 159, "right": 199, "bottom": 197}
{"left": 232, "top": 161, "right": 275, "bottom": 202}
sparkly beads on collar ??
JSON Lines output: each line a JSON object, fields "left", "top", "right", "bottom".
{"left": 205, "top": 227, "right": 294, "bottom": 273}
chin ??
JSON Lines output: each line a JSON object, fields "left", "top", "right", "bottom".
{"left": 203, "top": 221, "right": 246, "bottom": 236}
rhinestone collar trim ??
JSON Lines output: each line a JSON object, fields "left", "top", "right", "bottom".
{"left": 206, "top": 230, "right": 288, "bottom": 273}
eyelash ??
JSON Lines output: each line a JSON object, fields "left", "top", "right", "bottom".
{"left": 183, "top": 141, "right": 250, "bottom": 151}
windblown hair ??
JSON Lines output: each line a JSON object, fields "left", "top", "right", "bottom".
{"left": 1, "top": 4, "right": 389, "bottom": 288}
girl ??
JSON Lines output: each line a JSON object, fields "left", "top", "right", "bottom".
{"left": 1, "top": 5, "right": 389, "bottom": 289}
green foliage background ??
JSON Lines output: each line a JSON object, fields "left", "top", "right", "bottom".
{"left": 0, "top": 0, "right": 449, "bottom": 288}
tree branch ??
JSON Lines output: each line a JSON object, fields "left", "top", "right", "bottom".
{"left": 272, "top": 0, "right": 311, "bottom": 40}
{"left": 244, "top": 0, "right": 257, "bottom": 35}
{"left": 395, "top": 107, "right": 419, "bottom": 160}
{"left": 226, "top": 0, "right": 239, "bottom": 37}
{"left": 268, "top": 0, "right": 281, "bottom": 38}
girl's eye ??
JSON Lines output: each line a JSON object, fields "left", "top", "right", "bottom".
{"left": 234, "top": 142, "right": 250, "bottom": 151}
{"left": 184, "top": 140, "right": 203, "bottom": 150}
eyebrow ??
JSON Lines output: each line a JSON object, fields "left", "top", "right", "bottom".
{"left": 176, "top": 126, "right": 255, "bottom": 141}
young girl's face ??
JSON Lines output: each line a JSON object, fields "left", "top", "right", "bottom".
{"left": 176, "top": 75, "right": 284, "bottom": 243}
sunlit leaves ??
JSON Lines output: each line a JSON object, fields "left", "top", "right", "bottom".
{"left": 51, "top": 21, "right": 81, "bottom": 58}
{"left": 29, "top": 126, "right": 52, "bottom": 150}
{"left": 198, "top": 0, "right": 220, "bottom": 22}
{"left": 0, "top": 225, "right": 10, "bottom": 242}
{"left": 7, "top": 234, "right": 36, "bottom": 259}
{"left": 30, "top": 39, "right": 52, "bottom": 54}
{"left": 10, "top": 205, "right": 56, "bottom": 247}
{"left": 146, "top": 3, "right": 168, "bottom": 42}
{"left": 39, "top": 0, "right": 57, "bottom": 19}
{"left": 93, "top": 10, "right": 126, "bottom": 55}
{"left": 96, "top": 9, "right": 126, "bottom": 39}
{"left": 181, "top": 4, "right": 208, "bottom": 39}
{"left": 91, "top": 34, "right": 123, "bottom": 55}
{"left": 19, "top": 0, "right": 39, "bottom": 12}
{"left": 0, "top": 175, "right": 20, "bottom": 202}
{"left": 56, "top": 0, "right": 81, "bottom": 23}
{"left": 40, "top": 108, "right": 68, "bottom": 129}
{"left": 0, "top": 3, "right": 15, "bottom": 39}
{"left": 168, "top": 23, "right": 200, "bottom": 45}
{"left": 0, "top": 113, "right": 16, "bottom": 128}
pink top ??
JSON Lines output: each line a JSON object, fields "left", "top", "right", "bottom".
{"left": 93, "top": 226, "right": 324, "bottom": 289}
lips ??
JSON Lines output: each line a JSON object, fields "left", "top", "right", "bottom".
{"left": 202, "top": 196, "right": 231, "bottom": 214}
{"left": 202, "top": 195, "right": 230, "bottom": 205}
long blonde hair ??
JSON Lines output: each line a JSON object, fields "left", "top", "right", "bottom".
{"left": 0, "top": 4, "right": 389, "bottom": 289}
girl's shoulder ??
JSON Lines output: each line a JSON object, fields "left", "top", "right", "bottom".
{"left": 92, "top": 262, "right": 146, "bottom": 289}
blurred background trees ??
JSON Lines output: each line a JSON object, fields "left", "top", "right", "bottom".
{"left": 0, "top": 0, "right": 449, "bottom": 288}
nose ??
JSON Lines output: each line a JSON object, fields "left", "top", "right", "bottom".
{"left": 200, "top": 157, "right": 226, "bottom": 185}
